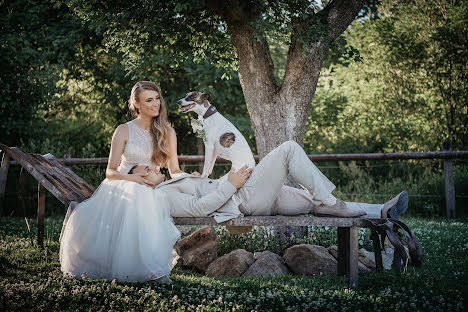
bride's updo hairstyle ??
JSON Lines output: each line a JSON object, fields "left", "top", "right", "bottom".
{"left": 128, "top": 81, "right": 172, "bottom": 167}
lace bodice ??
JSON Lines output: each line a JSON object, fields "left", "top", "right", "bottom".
{"left": 117, "top": 120, "right": 155, "bottom": 173}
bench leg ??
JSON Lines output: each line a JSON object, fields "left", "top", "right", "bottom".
{"left": 371, "top": 230, "right": 383, "bottom": 271}
{"left": 337, "top": 226, "right": 359, "bottom": 287}
{"left": 37, "top": 183, "right": 46, "bottom": 247}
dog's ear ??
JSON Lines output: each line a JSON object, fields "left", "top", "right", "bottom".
{"left": 201, "top": 91, "right": 211, "bottom": 100}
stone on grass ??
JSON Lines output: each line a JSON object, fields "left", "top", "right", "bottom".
{"left": 381, "top": 247, "right": 394, "bottom": 270}
{"left": 242, "top": 251, "right": 290, "bottom": 277}
{"left": 359, "top": 246, "right": 395, "bottom": 270}
{"left": 359, "top": 248, "right": 376, "bottom": 269}
{"left": 176, "top": 225, "right": 195, "bottom": 237}
{"left": 174, "top": 226, "right": 219, "bottom": 272}
{"left": 284, "top": 244, "right": 337, "bottom": 276}
{"left": 328, "top": 246, "right": 372, "bottom": 273}
{"left": 328, "top": 245, "right": 395, "bottom": 272}
{"left": 206, "top": 249, "right": 254, "bottom": 277}
{"left": 327, "top": 245, "right": 338, "bottom": 259}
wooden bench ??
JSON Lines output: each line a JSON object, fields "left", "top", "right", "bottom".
{"left": 0, "top": 143, "right": 390, "bottom": 287}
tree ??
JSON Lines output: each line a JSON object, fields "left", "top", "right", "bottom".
{"left": 386, "top": 0, "right": 468, "bottom": 149}
{"left": 306, "top": 0, "right": 467, "bottom": 153}
{"left": 65, "top": 0, "right": 367, "bottom": 157}
{"left": 0, "top": 0, "right": 86, "bottom": 146}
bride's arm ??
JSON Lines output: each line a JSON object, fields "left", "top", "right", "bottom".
{"left": 105, "top": 124, "right": 152, "bottom": 186}
{"left": 166, "top": 127, "right": 187, "bottom": 179}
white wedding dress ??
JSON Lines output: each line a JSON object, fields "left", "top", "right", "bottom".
{"left": 59, "top": 120, "right": 180, "bottom": 282}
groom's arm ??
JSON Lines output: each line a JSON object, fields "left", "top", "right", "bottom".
{"left": 168, "top": 167, "right": 251, "bottom": 218}
{"left": 190, "top": 166, "right": 251, "bottom": 216}
{"left": 170, "top": 180, "right": 237, "bottom": 217}
{"left": 191, "top": 180, "right": 237, "bottom": 215}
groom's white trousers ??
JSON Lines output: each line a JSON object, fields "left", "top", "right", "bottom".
{"left": 235, "top": 141, "right": 383, "bottom": 218}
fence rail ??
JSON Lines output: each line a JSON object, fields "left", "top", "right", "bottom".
{"left": 2, "top": 148, "right": 468, "bottom": 220}
{"left": 7, "top": 150, "right": 468, "bottom": 166}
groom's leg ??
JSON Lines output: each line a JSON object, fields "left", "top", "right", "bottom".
{"left": 272, "top": 185, "right": 316, "bottom": 215}
{"left": 238, "top": 141, "right": 335, "bottom": 215}
{"left": 344, "top": 202, "right": 383, "bottom": 218}
{"left": 273, "top": 189, "right": 405, "bottom": 219}
{"left": 273, "top": 186, "right": 384, "bottom": 218}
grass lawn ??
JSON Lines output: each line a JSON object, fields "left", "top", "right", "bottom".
{"left": 0, "top": 216, "right": 466, "bottom": 311}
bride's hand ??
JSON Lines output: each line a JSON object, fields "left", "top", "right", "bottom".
{"left": 128, "top": 172, "right": 153, "bottom": 187}
{"left": 191, "top": 171, "right": 201, "bottom": 177}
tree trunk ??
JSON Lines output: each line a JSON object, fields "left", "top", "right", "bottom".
{"left": 223, "top": 0, "right": 366, "bottom": 157}
{"left": 221, "top": 0, "right": 366, "bottom": 243}
{"left": 227, "top": 23, "right": 327, "bottom": 157}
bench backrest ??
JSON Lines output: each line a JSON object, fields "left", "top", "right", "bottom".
{"left": 0, "top": 144, "right": 94, "bottom": 207}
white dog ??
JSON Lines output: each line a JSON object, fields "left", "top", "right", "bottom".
{"left": 177, "top": 91, "right": 255, "bottom": 178}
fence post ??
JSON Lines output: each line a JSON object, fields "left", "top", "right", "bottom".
{"left": 37, "top": 183, "right": 46, "bottom": 247}
{"left": 197, "top": 138, "right": 204, "bottom": 173}
{"left": 443, "top": 142, "right": 456, "bottom": 220}
{"left": 0, "top": 151, "right": 10, "bottom": 218}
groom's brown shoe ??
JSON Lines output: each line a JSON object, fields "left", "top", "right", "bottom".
{"left": 315, "top": 199, "right": 366, "bottom": 217}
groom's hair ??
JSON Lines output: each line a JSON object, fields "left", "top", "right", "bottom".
{"left": 128, "top": 165, "right": 138, "bottom": 174}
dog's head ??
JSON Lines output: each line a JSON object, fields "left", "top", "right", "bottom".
{"left": 177, "top": 91, "right": 211, "bottom": 115}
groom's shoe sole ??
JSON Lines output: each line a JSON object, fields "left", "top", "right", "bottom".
{"left": 382, "top": 190, "right": 408, "bottom": 219}
{"left": 390, "top": 190, "right": 409, "bottom": 219}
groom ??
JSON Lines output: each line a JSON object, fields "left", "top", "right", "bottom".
{"left": 154, "top": 141, "right": 408, "bottom": 223}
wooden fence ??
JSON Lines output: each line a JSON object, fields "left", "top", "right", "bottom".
{"left": 3, "top": 146, "right": 467, "bottom": 220}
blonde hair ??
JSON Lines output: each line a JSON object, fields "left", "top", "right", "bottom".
{"left": 128, "top": 81, "right": 172, "bottom": 167}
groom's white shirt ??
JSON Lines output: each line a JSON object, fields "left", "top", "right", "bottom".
{"left": 155, "top": 173, "right": 243, "bottom": 222}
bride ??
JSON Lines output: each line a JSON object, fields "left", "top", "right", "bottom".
{"left": 60, "top": 81, "right": 189, "bottom": 283}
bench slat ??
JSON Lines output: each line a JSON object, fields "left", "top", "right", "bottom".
{"left": 172, "top": 216, "right": 387, "bottom": 227}
{"left": 173, "top": 216, "right": 357, "bottom": 227}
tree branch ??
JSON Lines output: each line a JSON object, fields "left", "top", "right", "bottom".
{"left": 208, "top": 1, "right": 279, "bottom": 96}
{"left": 320, "top": 0, "right": 368, "bottom": 41}
{"left": 281, "top": 0, "right": 366, "bottom": 96}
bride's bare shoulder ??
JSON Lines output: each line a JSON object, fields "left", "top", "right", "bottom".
{"left": 112, "top": 122, "right": 130, "bottom": 141}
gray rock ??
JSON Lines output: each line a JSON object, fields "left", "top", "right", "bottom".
{"left": 284, "top": 244, "right": 337, "bottom": 276}
{"left": 381, "top": 247, "right": 395, "bottom": 270}
{"left": 328, "top": 245, "right": 394, "bottom": 271}
{"left": 358, "top": 247, "right": 394, "bottom": 270}
{"left": 328, "top": 245, "right": 338, "bottom": 259}
{"left": 327, "top": 245, "right": 370, "bottom": 273}
{"left": 359, "top": 246, "right": 393, "bottom": 270}
{"left": 206, "top": 249, "right": 254, "bottom": 277}
{"left": 174, "top": 226, "right": 219, "bottom": 272}
{"left": 359, "top": 248, "right": 376, "bottom": 269}
{"left": 359, "top": 261, "right": 371, "bottom": 273}
{"left": 176, "top": 225, "right": 195, "bottom": 237}
{"left": 242, "top": 251, "right": 290, "bottom": 277}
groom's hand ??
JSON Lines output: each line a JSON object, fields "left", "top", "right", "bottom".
{"left": 228, "top": 165, "right": 252, "bottom": 189}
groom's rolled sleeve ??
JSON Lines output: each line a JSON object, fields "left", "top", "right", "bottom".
{"left": 217, "top": 180, "right": 238, "bottom": 198}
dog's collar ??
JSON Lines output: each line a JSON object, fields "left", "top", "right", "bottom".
{"left": 203, "top": 105, "right": 218, "bottom": 119}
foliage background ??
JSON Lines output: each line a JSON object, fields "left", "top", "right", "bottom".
{"left": 1, "top": 0, "right": 466, "bottom": 217}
